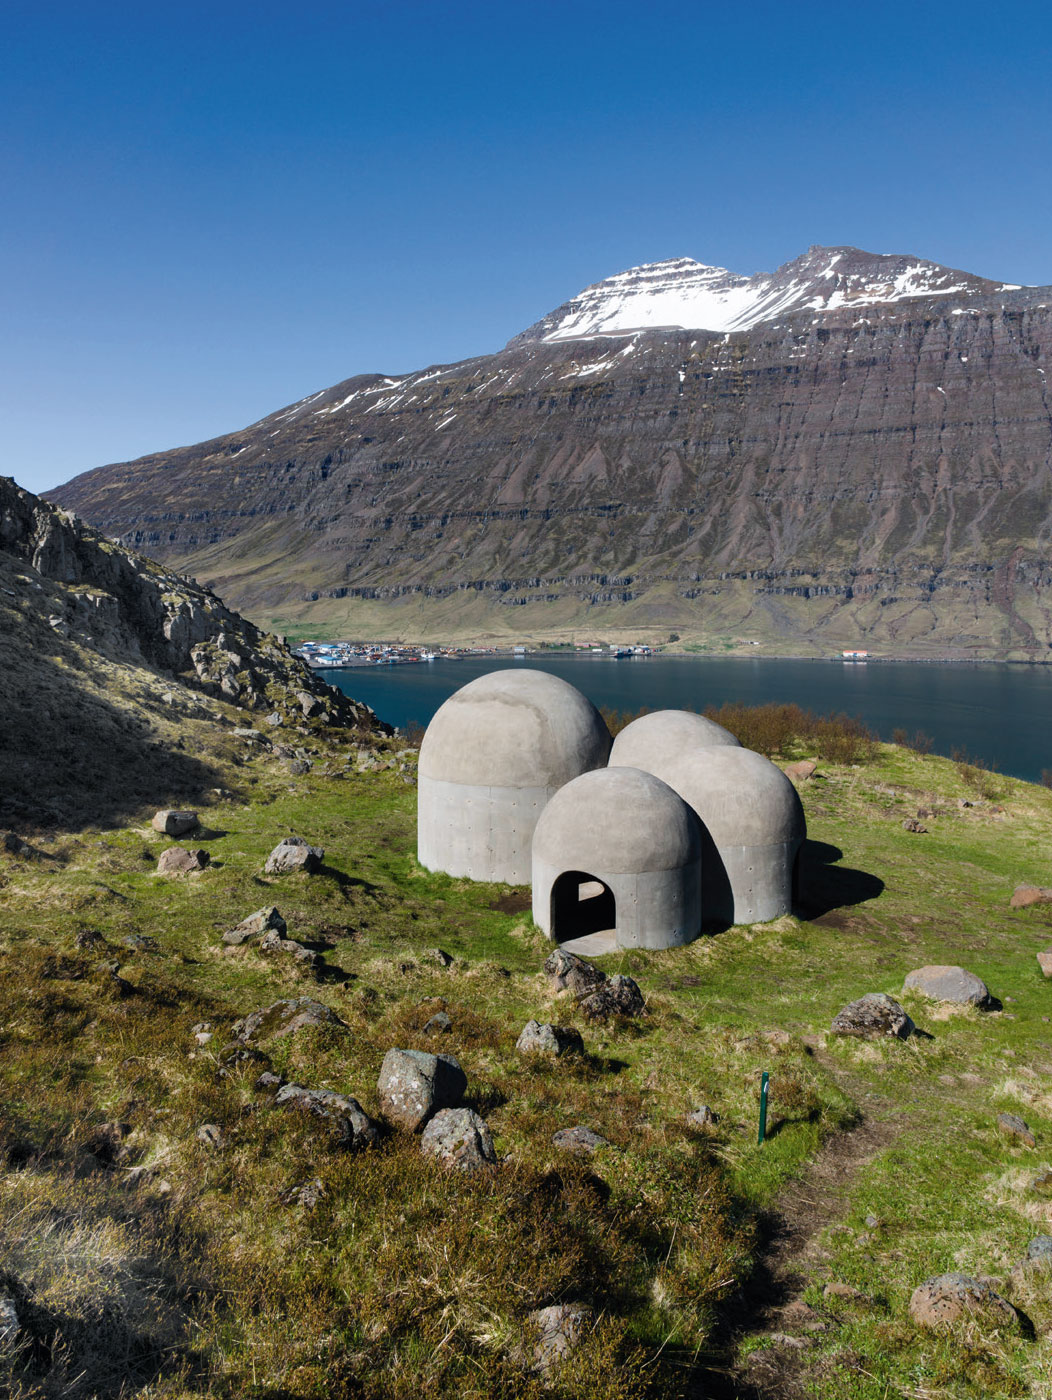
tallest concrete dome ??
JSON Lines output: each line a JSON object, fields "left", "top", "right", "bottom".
{"left": 418, "top": 669, "right": 612, "bottom": 884}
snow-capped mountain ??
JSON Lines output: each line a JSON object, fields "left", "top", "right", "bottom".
{"left": 51, "top": 244, "right": 1052, "bottom": 661}
{"left": 512, "top": 245, "right": 1020, "bottom": 343}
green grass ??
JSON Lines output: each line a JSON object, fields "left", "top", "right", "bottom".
{"left": 4, "top": 731, "right": 1052, "bottom": 1396}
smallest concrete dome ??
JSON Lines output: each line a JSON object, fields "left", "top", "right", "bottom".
{"left": 532, "top": 767, "right": 702, "bottom": 951}
{"left": 609, "top": 709, "right": 741, "bottom": 770}
{"left": 661, "top": 748, "right": 805, "bottom": 926}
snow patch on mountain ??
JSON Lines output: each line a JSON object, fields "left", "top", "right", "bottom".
{"left": 514, "top": 246, "right": 1021, "bottom": 344}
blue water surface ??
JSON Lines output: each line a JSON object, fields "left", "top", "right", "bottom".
{"left": 319, "top": 655, "right": 1052, "bottom": 784}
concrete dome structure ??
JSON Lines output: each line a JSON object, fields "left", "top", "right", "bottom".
{"left": 608, "top": 709, "right": 740, "bottom": 770}
{"left": 621, "top": 745, "right": 805, "bottom": 926}
{"left": 532, "top": 767, "right": 702, "bottom": 950}
{"left": 417, "top": 669, "right": 611, "bottom": 884}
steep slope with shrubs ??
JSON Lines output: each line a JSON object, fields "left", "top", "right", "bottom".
{"left": 0, "top": 477, "right": 386, "bottom": 829}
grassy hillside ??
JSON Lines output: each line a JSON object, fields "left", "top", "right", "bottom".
{"left": 3, "top": 723, "right": 1052, "bottom": 1398}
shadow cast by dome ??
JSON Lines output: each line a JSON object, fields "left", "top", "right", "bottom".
{"left": 794, "top": 838, "right": 884, "bottom": 920}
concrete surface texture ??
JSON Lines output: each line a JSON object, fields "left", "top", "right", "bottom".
{"left": 417, "top": 669, "right": 612, "bottom": 883}
{"left": 608, "top": 709, "right": 741, "bottom": 769}
{"left": 628, "top": 746, "right": 806, "bottom": 925}
{"left": 531, "top": 767, "right": 702, "bottom": 950}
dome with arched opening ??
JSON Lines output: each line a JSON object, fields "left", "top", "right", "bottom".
{"left": 417, "top": 669, "right": 611, "bottom": 884}
{"left": 531, "top": 766, "right": 701, "bottom": 951}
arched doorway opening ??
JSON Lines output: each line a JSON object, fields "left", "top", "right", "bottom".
{"left": 550, "top": 869, "right": 616, "bottom": 943}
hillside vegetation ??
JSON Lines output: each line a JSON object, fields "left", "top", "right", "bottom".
{"left": 4, "top": 711, "right": 1052, "bottom": 1398}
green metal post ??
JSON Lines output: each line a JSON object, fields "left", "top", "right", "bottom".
{"left": 758, "top": 1071, "right": 770, "bottom": 1145}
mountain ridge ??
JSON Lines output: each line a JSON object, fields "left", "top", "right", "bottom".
{"left": 47, "top": 246, "right": 1052, "bottom": 659}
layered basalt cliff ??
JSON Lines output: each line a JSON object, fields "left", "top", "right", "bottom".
{"left": 49, "top": 248, "right": 1052, "bottom": 656}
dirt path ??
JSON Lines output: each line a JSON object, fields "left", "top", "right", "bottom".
{"left": 702, "top": 1067, "right": 904, "bottom": 1399}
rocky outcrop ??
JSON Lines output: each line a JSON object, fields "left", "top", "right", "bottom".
{"left": 0, "top": 476, "right": 387, "bottom": 730}
{"left": 47, "top": 251, "right": 1052, "bottom": 658}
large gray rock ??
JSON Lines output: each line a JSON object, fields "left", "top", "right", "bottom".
{"left": 420, "top": 1108, "right": 496, "bottom": 1172}
{"left": 1027, "top": 1236, "right": 1052, "bottom": 1263}
{"left": 515, "top": 1020, "right": 584, "bottom": 1056}
{"left": 909, "top": 1273, "right": 1018, "bottom": 1330}
{"left": 157, "top": 846, "right": 209, "bottom": 875}
{"left": 264, "top": 836, "right": 324, "bottom": 875}
{"left": 578, "top": 974, "right": 645, "bottom": 1020}
{"left": 275, "top": 1083, "right": 379, "bottom": 1150}
{"left": 831, "top": 993, "right": 914, "bottom": 1040}
{"left": 377, "top": 1048, "right": 467, "bottom": 1131}
{"left": 543, "top": 948, "right": 606, "bottom": 998}
{"left": 151, "top": 809, "right": 199, "bottom": 836}
{"left": 222, "top": 906, "right": 287, "bottom": 946}
{"left": 232, "top": 997, "right": 346, "bottom": 1044}
{"left": 525, "top": 1303, "right": 592, "bottom": 1374}
{"left": 903, "top": 965, "right": 991, "bottom": 1008}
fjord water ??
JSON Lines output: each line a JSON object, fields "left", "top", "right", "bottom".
{"left": 319, "top": 655, "right": 1051, "bottom": 783}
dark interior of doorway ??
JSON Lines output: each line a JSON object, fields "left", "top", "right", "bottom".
{"left": 550, "top": 869, "right": 615, "bottom": 941}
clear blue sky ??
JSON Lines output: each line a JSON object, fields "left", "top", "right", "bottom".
{"left": 5, "top": 0, "right": 1051, "bottom": 495}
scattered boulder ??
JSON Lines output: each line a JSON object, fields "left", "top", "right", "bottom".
{"left": 1037, "top": 949, "right": 1052, "bottom": 979}
{"left": 1032, "top": 1170, "right": 1052, "bottom": 1194}
{"left": 157, "top": 846, "right": 209, "bottom": 875}
{"left": 515, "top": 1020, "right": 584, "bottom": 1056}
{"left": 0, "top": 1290, "right": 20, "bottom": 1349}
{"left": 280, "top": 1177, "right": 326, "bottom": 1207}
{"left": 543, "top": 948, "right": 606, "bottom": 998}
{"left": 255, "top": 1070, "right": 286, "bottom": 1093}
{"left": 265, "top": 712, "right": 284, "bottom": 727}
{"left": 377, "top": 1048, "right": 467, "bottom": 1131}
{"left": 222, "top": 906, "right": 287, "bottom": 946}
{"left": 909, "top": 1272, "right": 1018, "bottom": 1330}
{"left": 831, "top": 993, "right": 914, "bottom": 1040}
{"left": 903, "top": 965, "right": 992, "bottom": 1009}
{"left": 297, "top": 689, "right": 325, "bottom": 718}
{"left": 151, "top": 809, "right": 198, "bottom": 836}
{"left": 275, "top": 1084, "right": 379, "bottom": 1150}
{"left": 83, "top": 1121, "right": 132, "bottom": 1166}
{"left": 265, "top": 836, "right": 324, "bottom": 875}
{"left": 424, "top": 1012, "right": 452, "bottom": 1036}
{"left": 997, "top": 1112, "right": 1036, "bottom": 1148}
{"left": 259, "top": 928, "right": 322, "bottom": 972}
{"left": 578, "top": 974, "right": 645, "bottom": 1020}
{"left": 420, "top": 1107, "right": 496, "bottom": 1172}
{"left": 1010, "top": 884, "right": 1052, "bottom": 909}
{"left": 525, "top": 1303, "right": 592, "bottom": 1375}
{"left": 196, "top": 1123, "right": 225, "bottom": 1148}
{"left": 232, "top": 997, "right": 346, "bottom": 1044}
{"left": 784, "top": 760, "right": 817, "bottom": 782}
{"left": 552, "top": 1126, "right": 610, "bottom": 1156}
{"left": 422, "top": 947, "right": 453, "bottom": 968}
{"left": 2, "top": 833, "right": 27, "bottom": 856}
{"left": 1027, "top": 1237, "right": 1052, "bottom": 1263}
{"left": 687, "top": 1105, "right": 719, "bottom": 1129}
